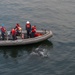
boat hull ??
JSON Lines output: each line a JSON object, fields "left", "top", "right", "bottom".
{"left": 0, "top": 30, "right": 53, "bottom": 46}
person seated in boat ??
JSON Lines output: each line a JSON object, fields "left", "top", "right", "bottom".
{"left": 15, "top": 23, "right": 22, "bottom": 36}
{"left": 31, "top": 25, "right": 36, "bottom": 38}
{"left": 10, "top": 28, "right": 17, "bottom": 40}
{"left": 31, "top": 25, "right": 43, "bottom": 37}
{"left": 0, "top": 24, "right": 6, "bottom": 40}
{"left": 25, "top": 21, "right": 31, "bottom": 38}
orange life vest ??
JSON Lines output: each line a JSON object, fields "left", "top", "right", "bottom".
{"left": 32, "top": 26, "right": 36, "bottom": 33}
{"left": 11, "top": 29, "right": 16, "bottom": 35}
{"left": 26, "top": 24, "right": 31, "bottom": 28}
{"left": 1, "top": 27, "right": 6, "bottom": 33}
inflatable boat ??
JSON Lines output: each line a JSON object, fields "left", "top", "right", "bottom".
{"left": 0, "top": 30, "right": 53, "bottom": 46}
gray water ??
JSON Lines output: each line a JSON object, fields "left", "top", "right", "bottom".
{"left": 0, "top": 0, "right": 75, "bottom": 75}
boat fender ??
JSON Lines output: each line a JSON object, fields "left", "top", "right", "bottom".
{"left": 21, "top": 33, "right": 24, "bottom": 39}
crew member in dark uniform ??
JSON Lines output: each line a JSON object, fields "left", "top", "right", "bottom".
{"left": 25, "top": 21, "right": 31, "bottom": 38}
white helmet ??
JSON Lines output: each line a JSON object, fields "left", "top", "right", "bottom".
{"left": 26, "top": 21, "right": 30, "bottom": 24}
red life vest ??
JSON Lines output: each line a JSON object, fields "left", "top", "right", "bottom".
{"left": 1, "top": 27, "right": 6, "bottom": 33}
{"left": 32, "top": 26, "right": 36, "bottom": 33}
{"left": 11, "top": 29, "right": 16, "bottom": 35}
{"left": 32, "top": 29, "right": 35, "bottom": 33}
{"left": 26, "top": 24, "right": 31, "bottom": 28}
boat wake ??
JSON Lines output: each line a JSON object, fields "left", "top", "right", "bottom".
{"left": 30, "top": 47, "right": 49, "bottom": 58}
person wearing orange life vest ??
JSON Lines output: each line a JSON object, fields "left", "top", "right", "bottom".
{"left": 15, "top": 23, "right": 20, "bottom": 28}
{"left": 15, "top": 23, "right": 22, "bottom": 36}
{"left": 31, "top": 25, "right": 36, "bottom": 37}
{"left": 11, "top": 28, "right": 17, "bottom": 40}
{"left": 1, "top": 24, "right": 6, "bottom": 40}
{"left": 25, "top": 21, "right": 31, "bottom": 38}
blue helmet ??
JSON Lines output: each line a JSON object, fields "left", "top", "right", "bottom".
{"left": 1, "top": 23, "right": 4, "bottom": 27}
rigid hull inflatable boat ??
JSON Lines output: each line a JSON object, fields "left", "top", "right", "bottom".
{"left": 0, "top": 30, "right": 53, "bottom": 46}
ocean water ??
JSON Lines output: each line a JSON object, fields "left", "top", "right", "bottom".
{"left": 0, "top": 0, "right": 75, "bottom": 75}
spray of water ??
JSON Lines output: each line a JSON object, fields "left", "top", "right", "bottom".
{"left": 30, "top": 46, "right": 49, "bottom": 58}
